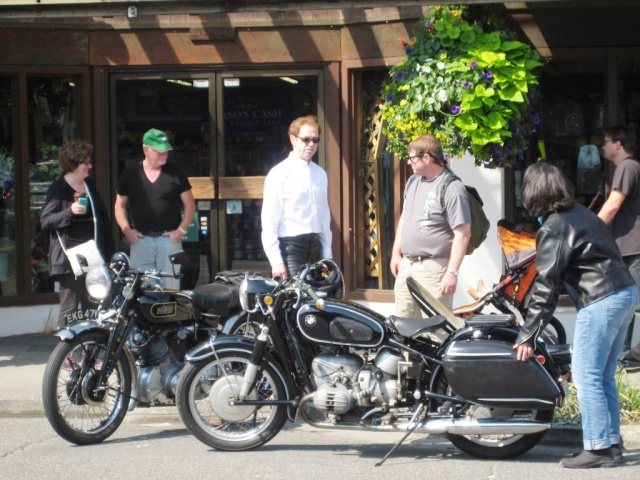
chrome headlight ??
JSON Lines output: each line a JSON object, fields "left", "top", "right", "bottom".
{"left": 239, "top": 274, "right": 276, "bottom": 312}
{"left": 85, "top": 266, "right": 113, "bottom": 300}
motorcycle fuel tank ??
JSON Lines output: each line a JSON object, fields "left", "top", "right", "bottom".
{"left": 443, "top": 339, "right": 561, "bottom": 410}
{"left": 296, "top": 299, "right": 386, "bottom": 348}
{"left": 137, "top": 290, "right": 196, "bottom": 325}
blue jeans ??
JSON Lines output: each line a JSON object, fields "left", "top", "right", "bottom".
{"left": 130, "top": 235, "right": 182, "bottom": 290}
{"left": 572, "top": 286, "right": 637, "bottom": 450}
{"left": 619, "top": 254, "right": 640, "bottom": 361}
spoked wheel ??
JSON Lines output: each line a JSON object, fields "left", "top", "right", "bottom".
{"left": 434, "top": 373, "right": 553, "bottom": 459}
{"left": 447, "top": 406, "right": 553, "bottom": 459}
{"left": 176, "top": 350, "right": 287, "bottom": 451}
{"left": 42, "top": 331, "right": 132, "bottom": 445}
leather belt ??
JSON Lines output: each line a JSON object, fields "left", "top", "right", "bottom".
{"left": 140, "top": 231, "right": 166, "bottom": 237}
{"left": 404, "top": 255, "right": 431, "bottom": 263}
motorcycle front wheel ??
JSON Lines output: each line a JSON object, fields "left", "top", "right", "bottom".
{"left": 176, "top": 351, "right": 287, "bottom": 451}
{"left": 42, "top": 331, "right": 132, "bottom": 445}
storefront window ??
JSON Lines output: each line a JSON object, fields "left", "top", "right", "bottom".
{"left": 513, "top": 60, "right": 606, "bottom": 222}
{"left": 0, "top": 76, "right": 16, "bottom": 297}
{"left": 28, "top": 75, "right": 79, "bottom": 294}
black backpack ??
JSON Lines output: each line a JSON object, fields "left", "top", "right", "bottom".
{"left": 440, "top": 172, "right": 490, "bottom": 255}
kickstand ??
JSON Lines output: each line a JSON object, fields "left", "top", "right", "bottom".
{"left": 375, "top": 403, "right": 425, "bottom": 467}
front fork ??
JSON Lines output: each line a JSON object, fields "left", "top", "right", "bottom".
{"left": 238, "top": 324, "right": 270, "bottom": 398}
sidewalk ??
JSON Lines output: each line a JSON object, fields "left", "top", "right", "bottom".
{"left": 1, "top": 332, "right": 639, "bottom": 450}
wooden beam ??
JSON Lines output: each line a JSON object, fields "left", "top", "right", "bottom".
{"left": 218, "top": 176, "right": 264, "bottom": 199}
{"left": 189, "top": 177, "right": 215, "bottom": 199}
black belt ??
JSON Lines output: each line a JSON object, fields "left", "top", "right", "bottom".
{"left": 140, "top": 231, "right": 166, "bottom": 237}
{"left": 404, "top": 255, "right": 431, "bottom": 263}
{"left": 279, "top": 233, "right": 320, "bottom": 242}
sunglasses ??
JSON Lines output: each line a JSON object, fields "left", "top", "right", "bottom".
{"left": 296, "top": 136, "right": 321, "bottom": 144}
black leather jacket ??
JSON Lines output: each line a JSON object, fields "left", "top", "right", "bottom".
{"left": 516, "top": 203, "right": 635, "bottom": 346}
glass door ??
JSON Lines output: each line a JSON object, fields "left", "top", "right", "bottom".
{"left": 216, "top": 70, "right": 323, "bottom": 272}
{"left": 111, "top": 74, "right": 213, "bottom": 289}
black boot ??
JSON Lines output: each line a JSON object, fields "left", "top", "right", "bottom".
{"left": 561, "top": 449, "right": 616, "bottom": 469}
{"left": 611, "top": 444, "right": 624, "bottom": 463}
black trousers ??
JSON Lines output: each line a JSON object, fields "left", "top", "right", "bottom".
{"left": 278, "top": 233, "right": 322, "bottom": 277}
{"left": 56, "top": 273, "right": 97, "bottom": 329}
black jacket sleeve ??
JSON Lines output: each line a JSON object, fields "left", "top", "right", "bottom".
{"left": 515, "top": 227, "right": 567, "bottom": 346}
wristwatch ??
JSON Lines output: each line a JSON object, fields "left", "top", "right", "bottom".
{"left": 447, "top": 267, "right": 459, "bottom": 276}
{"left": 178, "top": 226, "right": 188, "bottom": 235}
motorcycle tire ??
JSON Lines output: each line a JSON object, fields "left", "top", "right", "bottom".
{"left": 546, "top": 316, "right": 567, "bottom": 345}
{"left": 176, "top": 350, "right": 287, "bottom": 451}
{"left": 447, "top": 408, "right": 553, "bottom": 459}
{"left": 433, "top": 372, "right": 553, "bottom": 459}
{"left": 42, "top": 331, "right": 132, "bottom": 445}
{"left": 224, "top": 313, "right": 263, "bottom": 338}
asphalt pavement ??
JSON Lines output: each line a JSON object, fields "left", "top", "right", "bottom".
{"left": 1, "top": 332, "right": 640, "bottom": 452}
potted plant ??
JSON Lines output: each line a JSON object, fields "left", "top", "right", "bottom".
{"left": 380, "top": 4, "right": 542, "bottom": 168}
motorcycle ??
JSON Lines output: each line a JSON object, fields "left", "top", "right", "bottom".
{"left": 176, "top": 259, "right": 572, "bottom": 460}
{"left": 454, "top": 220, "right": 567, "bottom": 344}
{"left": 42, "top": 250, "right": 263, "bottom": 445}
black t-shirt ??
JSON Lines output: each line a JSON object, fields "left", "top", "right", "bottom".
{"left": 116, "top": 161, "right": 191, "bottom": 233}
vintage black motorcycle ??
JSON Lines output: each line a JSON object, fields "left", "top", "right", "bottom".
{"left": 42, "top": 251, "right": 262, "bottom": 445}
{"left": 176, "top": 259, "right": 571, "bottom": 460}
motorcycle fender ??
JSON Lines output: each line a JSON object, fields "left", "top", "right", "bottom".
{"left": 54, "top": 322, "right": 139, "bottom": 412}
{"left": 185, "top": 335, "right": 294, "bottom": 401}
{"left": 186, "top": 335, "right": 261, "bottom": 362}
{"left": 54, "top": 321, "right": 110, "bottom": 341}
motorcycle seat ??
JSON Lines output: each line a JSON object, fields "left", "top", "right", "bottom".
{"left": 387, "top": 315, "right": 448, "bottom": 339}
{"left": 182, "top": 283, "right": 241, "bottom": 311}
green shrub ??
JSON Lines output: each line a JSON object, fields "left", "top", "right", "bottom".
{"left": 555, "top": 367, "right": 640, "bottom": 426}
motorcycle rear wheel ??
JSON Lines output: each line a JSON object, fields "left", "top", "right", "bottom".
{"left": 42, "top": 331, "right": 132, "bottom": 445}
{"left": 433, "top": 371, "right": 553, "bottom": 459}
{"left": 446, "top": 407, "right": 553, "bottom": 459}
{"left": 176, "top": 351, "right": 287, "bottom": 451}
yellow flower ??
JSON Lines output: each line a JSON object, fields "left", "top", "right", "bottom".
{"left": 452, "top": 9, "right": 459, "bottom": 16}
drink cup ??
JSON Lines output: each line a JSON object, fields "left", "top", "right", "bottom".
{"left": 77, "top": 196, "right": 88, "bottom": 214}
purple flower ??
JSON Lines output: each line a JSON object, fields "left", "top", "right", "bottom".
{"left": 450, "top": 105, "right": 461, "bottom": 114}
{"left": 405, "top": 47, "right": 413, "bottom": 55}
{"left": 387, "top": 95, "right": 394, "bottom": 102}
{"left": 426, "top": 22, "right": 432, "bottom": 28}
{"left": 533, "top": 113, "right": 541, "bottom": 125}
{"left": 470, "top": 60, "right": 477, "bottom": 69}
{"left": 401, "top": 134, "right": 407, "bottom": 141}
{"left": 484, "top": 71, "right": 493, "bottom": 79}
{"left": 463, "top": 81, "right": 471, "bottom": 90}
{"left": 396, "top": 71, "right": 403, "bottom": 80}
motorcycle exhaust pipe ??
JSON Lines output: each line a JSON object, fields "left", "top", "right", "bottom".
{"left": 299, "top": 395, "right": 550, "bottom": 435}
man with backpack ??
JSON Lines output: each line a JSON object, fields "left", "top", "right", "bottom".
{"left": 390, "top": 134, "right": 471, "bottom": 313}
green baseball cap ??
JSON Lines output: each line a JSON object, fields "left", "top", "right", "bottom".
{"left": 142, "top": 128, "right": 173, "bottom": 153}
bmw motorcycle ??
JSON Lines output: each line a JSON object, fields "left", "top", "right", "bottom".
{"left": 42, "top": 251, "right": 263, "bottom": 445}
{"left": 176, "top": 259, "right": 571, "bottom": 460}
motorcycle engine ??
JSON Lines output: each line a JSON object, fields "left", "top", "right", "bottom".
{"left": 128, "top": 331, "right": 183, "bottom": 405}
{"left": 311, "top": 350, "right": 403, "bottom": 414}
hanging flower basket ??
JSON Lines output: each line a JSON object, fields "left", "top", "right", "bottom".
{"left": 380, "top": 4, "right": 543, "bottom": 168}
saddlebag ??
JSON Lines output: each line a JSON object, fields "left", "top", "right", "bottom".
{"left": 443, "top": 339, "right": 561, "bottom": 410}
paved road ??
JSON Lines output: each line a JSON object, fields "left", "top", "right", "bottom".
{"left": 1, "top": 412, "right": 639, "bottom": 480}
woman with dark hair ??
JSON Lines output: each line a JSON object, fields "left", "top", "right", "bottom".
{"left": 40, "top": 140, "right": 114, "bottom": 330}
{"left": 513, "top": 161, "right": 637, "bottom": 468}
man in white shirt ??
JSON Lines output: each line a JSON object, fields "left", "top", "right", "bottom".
{"left": 261, "top": 115, "right": 332, "bottom": 279}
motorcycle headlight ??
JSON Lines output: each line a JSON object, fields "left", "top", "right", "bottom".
{"left": 85, "top": 266, "right": 113, "bottom": 300}
{"left": 239, "top": 274, "right": 276, "bottom": 311}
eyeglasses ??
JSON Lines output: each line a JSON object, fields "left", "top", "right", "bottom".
{"left": 296, "top": 136, "right": 321, "bottom": 144}
{"left": 407, "top": 154, "right": 424, "bottom": 164}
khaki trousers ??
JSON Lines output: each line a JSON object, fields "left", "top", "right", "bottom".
{"left": 394, "top": 256, "right": 452, "bottom": 317}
